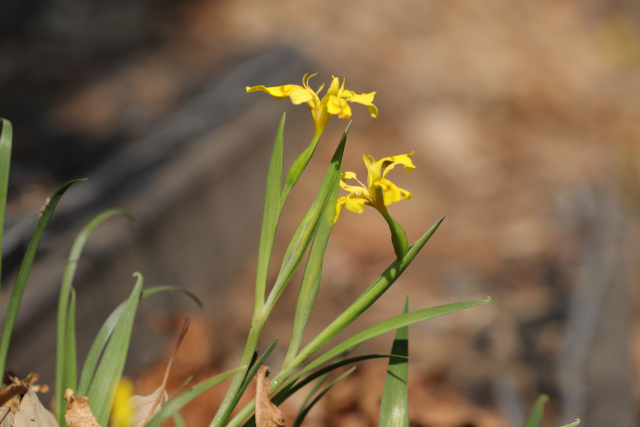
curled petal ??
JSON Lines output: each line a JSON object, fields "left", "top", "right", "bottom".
{"left": 375, "top": 179, "right": 412, "bottom": 206}
{"left": 290, "top": 88, "right": 315, "bottom": 105}
{"left": 380, "top": 152, "right": 416, "bottom": 177}
{"left": 246, "top": 84, "right": 303, "bottom": 100}
{"left": 341, "top": 171, "right": 357, "bottom": 180}
{"left": 326, "top": 96, "right": 352, "bottom": 120}
{"left": 348, "top": 92, "right": 378, "bottom": 118}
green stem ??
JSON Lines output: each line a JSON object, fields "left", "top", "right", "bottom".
{"left": 381, "top": 210, "right": 408, "bottom": 259}
{"left": 209, "top": 321, "right": 264, "bottom": 427}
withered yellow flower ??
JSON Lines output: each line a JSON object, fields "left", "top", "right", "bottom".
{"left": 335, "top": 152, "right": 415, "bottom": 222}
{"left": 111, "top": 377, "right": 134, "bottom": 427}
{"left": 246, "top": 74, "right": 378, "bottom": 134}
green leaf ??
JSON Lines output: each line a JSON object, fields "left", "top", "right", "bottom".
{"left": 77, "top": 285, "right": 201, "bottom": 396}
{"left": 0, "top": 178, "right": 85, "bottom": 377}
{"left": 87, "top": 273, "right": 143, "bottom": 427}
{"left": 0, "top": 119, "right": 12, "bottom": 293}
{"left": 560, "top": 420, "right": 580, "bottom": 427}
{"left": 172, "top": 412, "right": 187, "bottom": 427}
{"left": 144, "top": 366, "right": 247, "bottom": 427}
{"left": 283, "top": 166, "right": 340, "bottom": 366}
{"left": 262, "top": 125, "right": 348, "bottom": 318}
{"left": 254, "top": 114, "right": 285, "bottom": 314}
{"left": 63, "top": 288, "right": 78, "bottom": 391}
{"left": 235, "top": 354, "right": 404, "bottom": 427}
{"left": 281, "top": 131, "right": 322, "bottom": 202}
{"left": 285, "top": 298, "right": 490, "bottom": 390}
{"left": 225, "top": 339, "right": 278, "bottom": 423}
{"left": 56, "top": 208, "right": 134, "bottom": 424}
{"left": 285, "top": 216, "right": 445, "bottom": 375}
{"left": 381, "top": 210, "right": 408, "bottom": 259}
{"left": 293, "top": 367, "right": 356, "bottom": 427}
{"left": 379, "top": 297, "right": 409, "bottom": 427}
{"left": 524, "top": 395, "right": 549, "bottom": 427}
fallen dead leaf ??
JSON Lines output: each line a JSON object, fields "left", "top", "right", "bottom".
{"left": 255, "top": 365, "right": 284, "bottom": 427}
{"left": 0, "top": 406, "right": 13, "bottom": 427}
{"left": 64, "top": 389, "right": 100, "bottom": 427}
{"left": 13, "top": 388, "right": 57, "bottom": 427}
{"left": 118, "top": 386, "right": 168, "bottom": 427}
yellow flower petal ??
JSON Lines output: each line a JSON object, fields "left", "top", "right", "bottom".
{"left": 335, "top": 196, "right": 347, "bottom": 223}
{"left": 289, "top": 88, "right": 315, "bottom": 105}
{"left": 345, "top": 195, "right": 366, "bottom": 213}
{"left": 246, "top": 84, "right": 303, "bottom": 100}
{"left": 326, "top": 76, "right": 341, "bottom": 97}
{"left": 348, "top": 92, "right": 378, "bottom": 118}
{"left": 380, "top": 152, "right": 416, "bottom": 178}
{"left": 326, "top": 96, "right": 352, "bottom": 120}
{"left": 375, "top": 179, "right": 412, "bottom": 206}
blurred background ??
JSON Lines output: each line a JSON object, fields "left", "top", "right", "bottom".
{"left": 1, "top": 0, "right": 640, "bottom": 426}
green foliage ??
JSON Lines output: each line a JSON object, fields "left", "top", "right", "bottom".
{"left": 379, "top": 297, "right": 409, "bottom": 427}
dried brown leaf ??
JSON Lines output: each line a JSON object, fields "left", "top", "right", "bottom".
{"left": 64, "top": 389, "right": 100, "bottom": 427}
{"left": 119, "top": 387, "right": 168, "bottom": 427}
{"left": 0, "top": 385, "right": 28, "bottom": 407}
{"left": 0, "top": 406, "right": 13, "bottom": 427}
{"left": 255, "top": 365, "right": 284, "bottom": 427}
{"left": 13, "top": 388, "right": 58, "bottom": 427}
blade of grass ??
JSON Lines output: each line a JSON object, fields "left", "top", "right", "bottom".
{"left": 524, "top": 395, "right": 548, "bottom": 427}
{"left": 56, "top": 208, "right": 135, "bottom": 424}
{"left": 254, "top": 114, "right": 285, "bottom": 314}
{"left": 379, "top": 297, "right": 409, "bottom": 427}
{"left": 87, "top": 272, "right": 143, "bottom": 426}
{"left": 283, "top": 167, "right": 340, "bottom": 367}
{"left": 262, "top": 124, "right": 348, "bottom": 319}
{"left": 293, "top": 367, "right": 356, "bottom": 427}
{"left": 144, "top": 366, "right": 247, "bottom": 427}
{"left": 224, "top": 339, "right": 278, "bottom": 423}
{"left": 281, "top": 131, "right": 322, "bottom": 202}
{"left": 172, "top": 412, "right": 187, "bottom": 427}
{"left": 63, "top": 287, "right": 78, "bottom": 392}
{"left": 76, "top": 285, "right": 201, "bottom": 396}
{"left": 560, "top": 420, "right": 580, "bottom": 427}
{"left": 0, "top": 119, "right": 12, "bottom": 297}
{"left": 0, "top": 178, "right": 85, "bottom": 377}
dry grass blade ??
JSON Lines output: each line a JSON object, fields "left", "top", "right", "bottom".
{"left": 14, "top": 388, "right": 58, "bottom": 427}
{"left": 255, "top": 366, "right": 284, "bottom": 427}
{"left": 139, "top": 317, "right": 190, "bottom": 427}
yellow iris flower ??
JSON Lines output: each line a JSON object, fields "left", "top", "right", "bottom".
{"left": 335, "top": 152, "right": 415, "bottom": 223}
{"left": 246, "top": 74, "right": 378, "bottom": 134}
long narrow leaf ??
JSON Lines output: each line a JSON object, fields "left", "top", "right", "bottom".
{"left": 285, "top": 298, "right": 490, "bottom": 390}
{"left": 281, "top": 131, "right": 322, "bottom": 202}
{"left": 293, "top": 367, "right": 356, "bottom": 427}
{"left": 56, "top": 208, "right": 134, "bottom": 424}
{"left": 77, "top": 285, "right": 201, "bottom": 397}
{"left": 0, "top": 119, "right": 12, "bottom": 295}
{"left": 379, "top": 297, "right": 409, "bottom": 427}
{"left": 172, "top": 412, "right": 187, "bottom": 427}
{"left": 63, "top": 288, "right": 78, "bottom": 393}
{"left": 145, "top": 366, "right": 246, "bottom": 427}
{"left": 235, "top": 354, "right": 404, "bottom": 427}
{"left": 283, "top": 167, "right": 340, "bottom": 366}
{"left": 263, "top": 125, "right": 348, "bottom": 317}
{"left": 560, "top": 420, "right": 580, "bottom": 427}
{"left": 286, "top": 216, "right": 445, "bottom": 374}
{"left": 0, "top": 178, "right": 85, "bottom": 376}
{"left": 87, "top": 273, "right": 143, "bottom": 426}
{"left": 254, "top": 114, "right": 285, "bottom": 314}
{"left": 524, "top": 395, "right": 548, "bottom": 427}
{"left": 226, "top": 339, "right": 278, "bottom": 422}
